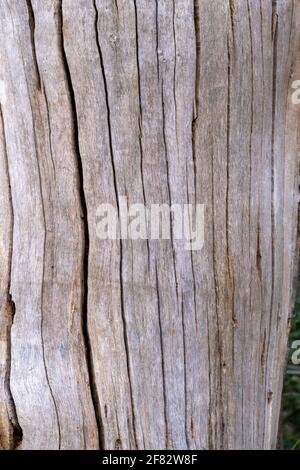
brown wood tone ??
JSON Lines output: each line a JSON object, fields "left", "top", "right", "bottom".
{"left": 0, "top": 0, "right": 299, "bottom": 450}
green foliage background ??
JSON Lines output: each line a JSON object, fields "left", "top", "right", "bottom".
{"left": 282, "top": 280, "right": 300, "bottom": 449}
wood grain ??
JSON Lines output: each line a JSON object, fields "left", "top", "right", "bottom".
{"left": 0, "top": 0, "right": 299, "bottom": 450}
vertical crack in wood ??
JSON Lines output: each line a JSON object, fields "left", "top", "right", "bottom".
{"left": 58, "top": 0, "right": 103, "bottom": 450}
{"left": 227, "top": 12, "right": 235, "bottom": 335}
{"left": 262, "top": 0, "right": 278, "bottom": 448}
{"left": 186, "top": 49, "right": 200, "bottom": 458}
{"left": 256, "top": 225, "right": 262, "bottom": 283}
{"left": 155, "top": 263, "right": 169, "bottom": 448}
{"left": 92, "top": 0, "right": 138, "bottom": 448}
{"left": 193, "top": 0, "right": 199, "bottom": 204}
{"left": 133, "top": 0, "right": 150, "bottom": 268}
{"left": 155, "top": 0, "right": 159, "bottom": 82}
{"left": 160, "top": 78, "right": 183, "bottom": 446}
{"left": 25, "top": 0, "right": 41, "bottom": 90}
{"left": 92, "top": 1, "right": 119, "bottom": 211}
{"left": 271, "top": 0, "right": 278, "bottom": 412}
{"left": 42, "top": 85, "right": 56, "bottom": 180}
{"left": 161, "top": 53, "right": 185, "bottom": 446}
{"left": 159, "top": 35, "right": 179, "bottom": 316}
{"left": 19, "top": 17, "right": 62, "bottom": 446}
{"left": 113, "top": 0, "right": 119, "bottom": 17}
{"left": 247, "top": 0, "right": 255, "bottom": 448}
{"left": 247, "top": 0, "right": 254, "bottom": 256}
{"left": 172, "top": 0, "right": 178, "bottom": 150}
{"left": 181, "top": 295, "right": 189, "bottom": 449}
{"left": 161, "top": 79, "right": 179, "bottom": 306}
{"left": 258, "top": 0, "right": 266, "bottom": 443}
{"left": 185, "top": 159, "right": 198, "bottom": 334}
{"left": 0, "top": 105, "right": 23, "bottom": 450}
{"left": 229, "top": 0, "right": 236, "bottom": 50}
{"left": 193, "top": 0, "right": 214, "bottom": 449}
{"left": 224, "top": 0, "right": 236, "bottom": 450}
{"left": 259, "top": 1, "right": 265, "bottom": 84}
{"left": 211, "top": 137, "right": 224, "bottom": 449}
{"left": 31, "top": 94, "right": 62, "bottom": 451}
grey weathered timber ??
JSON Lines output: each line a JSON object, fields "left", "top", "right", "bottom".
{"left": 0, "top": 0, "right": 299, "bottom": 450}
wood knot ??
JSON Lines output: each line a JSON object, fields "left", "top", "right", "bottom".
{"left": 267, "top": 390, "right": 273, "bottom": 404}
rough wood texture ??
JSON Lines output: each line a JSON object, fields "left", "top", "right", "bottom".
{"left": 0, "top": 0, "right": 299, "bottom": 450}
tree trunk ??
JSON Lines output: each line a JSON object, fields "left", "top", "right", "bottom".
{"left": 0, "top": 0, "right": 299, "bottom": 450}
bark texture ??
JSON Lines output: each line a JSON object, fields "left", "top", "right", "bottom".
{"left": 0, "top": 0, "right": 299, "bottom": 450}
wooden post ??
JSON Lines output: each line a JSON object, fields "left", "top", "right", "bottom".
{"left": 0, "top": 0, "right": 299, "bottom": 450}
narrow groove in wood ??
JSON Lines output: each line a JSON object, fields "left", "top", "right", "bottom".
{"left": 226, "top": 25, "right": 234, "bottom": 329}
{"left": 0, "top": 105, "right": 23, "bottom": 450}
{"left": 247, "top": 0, "right": 254, "bottom": 249}
{"left": 193, "top": 0, "right": 199, "bottom": 202}
{"left": 25, "top": 0, "right": 41, "bottom": 90}
{"left": 172, "top": 1, "right": 178, "bottom": 148}
{"left": 93, "top": 0, "right": 119, "bottom": 209}
{"left": 229, "top": 0, "right": 236, "bottom": 49}
{"left": 133, "top": 0, "right": 150, "bottom": 267}
{"left": 263, "top": 0, "right": 278, "bottom": 448}
{"left": 59, "top": 0, "right": 102, "bottom": 450}
{"left": 155, "top": 0, "right": 160, "bottom": 82}
{"left": 226, "top": 5, "right": 234, "bottom": 449}
{"left": 93, "top": 0, "right": 138, "bottom": 448}
{"left": 211, "top": 138, "right": 224, "bottom": 449}
{"left": 185, "top": 160, "right": 198, "bottom": 333}
{"left": 161, "top": 77, "right": 179, "bottom": 310}
{"left": 23, "top": 66, "right": 62, "bottom": 448}
{"left": 155, "top": 263, "right": 169, "bottom": 449}
{"left": 193, "top": 0, "right": 214, "bottom": 449}
{"left": 42, "top": 85, "right": 56, "bottom": 180}
{"left": 181, "top": 296, "right": 189, "bottom": 450}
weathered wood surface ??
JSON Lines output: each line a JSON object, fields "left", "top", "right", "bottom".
{"left": 0, "top": 0, "right": 299, "bottom": 450}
